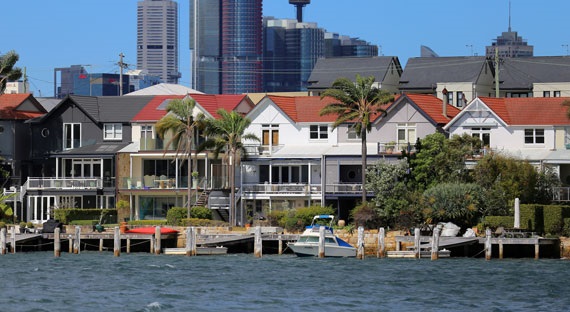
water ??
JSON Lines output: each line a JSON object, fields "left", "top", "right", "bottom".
{"left": 1, "top": 252, "right": 569, "bottom": 311}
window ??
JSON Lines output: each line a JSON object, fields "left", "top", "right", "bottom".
{"left": 104, "top": 123, "right": 123, "bottom": 140}
{"left": 262, "top": 124, "right": 279, "bottom": 146}
{"left": 471, "top": 127, "right": 491, "bottom": 147}
{"left": 543, "top": 91, "right": 551, "bottom": 97}
{"left": 524, "top": 129, "right": 545, "bottom": 144}
{"left": 310, "top": 125, "right": 328, "bottom": 140}
{"left": 397, "top": 123, "right": 416, "bottom": 145}
{"left": 554, "top": 91, "right": 561, "bottom": 97}
{"left": 140, "top": 125, "right": 153, "bottom": 149}
{"left": 347, "top": 128, "right": 358, "bottom": 140}
{"left": 457, "top": 92, "right": 465, "bottom": 107}
{"left": 447, "top": 92, "right": 453, "bottom": 105}
{"left": 63, "top": 123, "right": 81, "bottom": 150}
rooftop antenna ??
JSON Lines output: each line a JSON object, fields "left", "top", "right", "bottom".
{"left": 508, "top": 0, "right": 511, "bottom": 32}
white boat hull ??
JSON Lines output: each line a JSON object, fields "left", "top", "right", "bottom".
{"left": 289, "top": 243, "right": 356, "bottom": 257}
{"left": 163, "top": 247, "right": 228, "bottom": 255}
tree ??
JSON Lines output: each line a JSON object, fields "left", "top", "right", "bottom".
{"left": 155, "top": 98, "right": 206, "bottom": 219}
{"left": 201, "top": 109, "right": 259, "bottom": 226}
{"left": 423, "top": 182, "right": 484, "bottom": 229}
{"left": 320, "top": 75, "right": 394, "bottom": 203}
{"left": 366, "top": 159, "right": 410, "bottom": 222}
{"left": 0, "top": 51, "right": 23, "bottom": 95}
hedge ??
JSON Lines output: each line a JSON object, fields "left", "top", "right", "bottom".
{"left": 488, "top": 204, "right": 570, "bottom": 235}
{"left": 54, "top": 209, "right": 117, "bottom": 224}
{"left": 484, "top": 216, "right": 514, "bottom": 229}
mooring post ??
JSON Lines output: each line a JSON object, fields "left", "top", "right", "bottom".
{"left": 186, "top": 227, "right": 196, "bottom": 257}
{"left": 10, "top": 226, "right": 16, "bottom": 254}
{"left": 318, "top": 225, "right": 325, "bottom": 258}
{"left": 535, "top": 242, "right": 540, "bottom": 260}
{"left": 68, "top": 236, "right": 73, "bottom": 253}
{"left": 254, "top": 225, "right": 262, "bottom": 258}
{"left": 414, "top": 228, "right": 421, "bottom": 259}
{"left": 73, "top": 226, "right": 81, "bottom": 254}
{"left": 126, "top": 238, "right": 131, "bottom": 254}
{"left": 278, "top": 234, "right": 283, "bottom": 255}
{"left": 54, "top": 227, "right": 61, "bottom": 257}
{"left": 431, "top": 227, "right": 440, "bottom": 261}
{"left": 99, "top": 238, "right": 104, "bottom": 252}
{"left": 499, "top": 239, "right": 504, "bottom": 259}
{"left": 150, "top": 236, "right": 154, "bottom": 253}
{"left": 357, "top": 226, "right": 365, "bottom": 260}
{"left": 377, "top": 227, "right": 385, "bottom": 258}
{"left": 0, "top": 228, "right": 6, "bottom": 255}
{"left": 114, "top": 226, "right": 120, "bottom": 257}
{"left": 485, "top": 228, "right": 492, "bottom": 260}
{"left": 154, "top": 226, "right": 161, "bottom": 255}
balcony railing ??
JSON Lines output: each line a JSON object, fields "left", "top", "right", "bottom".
{"left": 242, "top": 183, "right": 321, "bottom": 195}
{"left": 26, "top": 178, "right": 104, "bottom": 190}
{"left": 553, "top": 187, "right": 570, "bottom": 202}
{"left": 325, "top": 183, "right": 375, "bottom": 194}
{"left": 377, "top": 142, "right": 417, "bottom": 154}
{"left": 122, "top": 176, "right": 189, "bottom": 190}
{"left": 243, "top": 144, "right": 284, "bottom": 156}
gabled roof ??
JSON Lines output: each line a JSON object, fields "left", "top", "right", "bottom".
{"left": 387, "top": 93, "right": 461, "bottom": 124}
{"left": 399, "top": 56, "right": 493, "bottom": 90}
{"left": 131, "top": 94, "right": 251, "bottom": 122}
{"left": 479, "top": 96, "right": 570, "bottom": 125}
{"left": 125, "top": 83, "right": 203, "bottom": 96}
{"left": 307, "top": 56, "right": 402, "bottom": 90}
{"left": 445, "top": 96, "right": 570, "bottom": 130}
{"left": 500, "top": 57, "right": 570, "bottom": 90}
{"left": 0, "top": 93, "right": 46, "bottom": 119}
{"left": 264, "top": 95, "right": 339, "bottom": 123}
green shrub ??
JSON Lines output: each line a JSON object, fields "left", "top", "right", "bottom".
{"left": 483, "top": 216, "right": 514, "bottom": 229}
{"left": 267, "top": 210, "right": 288, "bottom": 228}
{"left": 0, "top": 221, "right": 5, "bottom": 229}
{"left": 351, "top": 202, "right": 381, "bottom": 229}
{"left": 166, "top": 207, "right": 187, "bottom": 226}
{"left": 54, "top": 209, "right": 117, "bottom": 224}
{"left": 543, "top": 205, "right": 570, "bottom": 235}
{"left": 180, "top": 218, "right": 226, "bottom": 227}
{"left": 191, "top": 206, "right": 212, "bottom": 220}
{"left": 563, "top": 218, "right": 570, "bottom": 237}
{"left": 267, "top": 206, "right": 335, "bottom": 232}
{"left": 128, "top": 220, "right": 167, "bottom": 226}
{"left": 520, "top": 204, "right": 543, "bottom": 233}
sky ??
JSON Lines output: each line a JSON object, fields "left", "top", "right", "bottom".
{"left": 3, "top": 0, "right": 570, "bottom": 97}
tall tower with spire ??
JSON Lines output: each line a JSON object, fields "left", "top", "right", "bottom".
{"left": 289, "top": 0, "right": 310, "bottom": 22}
{"left": 485, "top": 0, "right": 533, "bottom": 58}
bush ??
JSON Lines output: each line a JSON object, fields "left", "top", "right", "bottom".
{"left": 483, "top": 216, "right": 514, "bottom": 229}
{"left": 166, "top": 207, "right": 187, "bottom": 226}
{"left": 180, "top": 218, "right": 226, "bottom": 227}
{"left": 351, "top": 202, "right": 382, "bottom": 229}
{"left": 0, "top": 221, "right": 5, "bottom": 229}
{"left": 563, "top": 218, "right": 570, "bottom": 237}
{"left": 268, "top": 206, "right": 335, "bottom": 232}
{"left": 191, "top": 206, "right": 212, "bottom": 220}
{"left": 543, "top": 205, "right": 570, "bottom": 235}
{"left": 128, "top": 220, "right": 167, "bottom": 226}
{"left": 267, "top": 210, "right": 288, "bottom": 228}
{"left": 54, "top": 209, "right": 117, "bottom": 224}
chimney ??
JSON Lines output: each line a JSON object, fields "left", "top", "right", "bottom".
{"left": 442, "top": 88, "right": 448, "bottom": 117}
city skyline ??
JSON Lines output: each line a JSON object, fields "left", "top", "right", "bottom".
{"left": 4, "top": 0, "right": 570, "bottom": 97}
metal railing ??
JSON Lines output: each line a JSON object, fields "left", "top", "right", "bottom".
{"left": 242, "top": 183, "right": 321, "bottom": 195}
{"left": 553, "top": 187, "right": 570, "bottom": 202}
{"left": 377, "top": 142, "right": 417, "bottom": 154}
{"left": 26, "top": 177, "right": 104, "bottom": 190}
{"left": 243, "top": 144, "right": 284, "bottom": 156}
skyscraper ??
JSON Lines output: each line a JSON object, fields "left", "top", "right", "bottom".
{"left": 137, "top": 0, "right": 180, "bottom": 84}
{"left": 191, "top": 0, "right": 263, "bottom": 94}
{"left": 485, "top": 1, "right": 533, "bottom": 58}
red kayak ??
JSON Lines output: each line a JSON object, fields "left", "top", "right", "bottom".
{"left": 125, "top": 227, "right": 179, "bottom": 235}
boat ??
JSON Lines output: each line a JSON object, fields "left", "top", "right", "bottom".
{"left": 163, "top": 246, "right": 228, "bottom": 255}
{"left": 125, "top": 227, "right": 179, "bottom": 235}
{"left": 288, "top": 215, "right": 356, "bottom": 257}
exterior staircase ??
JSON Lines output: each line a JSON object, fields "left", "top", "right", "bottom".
{"left": 193, "top": 189, "right": 210, "bottom": 207}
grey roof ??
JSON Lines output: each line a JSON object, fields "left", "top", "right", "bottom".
{"left": 500, "top": 56, "right": 570, "bottom": 90}
{"left": 36, "top": 98, "right": 60, "bottom": 112}
{"left": 126, "top": 83, "right": 203, "bottom": 95}
{"left": 54, "top": 142, "right": 130, "bottom": 157}
{"left": 307, "top": 57, "right": 401, "bottom": 90}
{"left": 399, "top": 56, "right": 492, "bottom": 90}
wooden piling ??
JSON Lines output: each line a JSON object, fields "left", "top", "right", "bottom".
{"left": 10, "top": 226, "right": 16, "bottom": 253}
{"left": 535, "top": 243, "right": 540, "bottom": 260}
{"left": 377, "top": 227, "right": 385, "bottom": 258}
{"left": 73, "top": 226, "right": 81, "bottom": 254}
{"left": 318, "top": 225, "right": 325, "bottom": 258}
{"left": 278, "top": 234, "right": 283, "bottom": 255}
{"left": 68, "top": 236, "right": 73, "bottom": 253}
{"left": 431, "top": 227, "right": 440, "bottom": 261}
{"left": 499, "top": 239, "right": 504, "bottom": 259}
{"left": 54, "top": 228, "right": 61, "bottom": 257}
{"left": 414, "top": 228, "right": 421, "bottom": 259}
{"left": 127, "top": 238, "right": 131, "bottom": 254}
{"left": 357, "top": 226, "right": 365, "bottom": 259}
{"left": 99, "top": 238, "right": 104, "bottom": 252}
{"left": 114, "top": 226, "right": 120, "bottom": 257}
{"left": 150, "top": 236, "right": 154, "bottom": 253}
{"left": 485, "top": 228, "right": 492, "bottom": 260}
{"left": 154, "top": 226, "right": 161, "bottom": 255}
{"left": 186, "top": 227, "right": 196, "bottom": 257}
{"left": 0, "top": 228, "right": 6, "bottom": 255}
{"left": 254, "top": 226, "right": 262, "bottom": 258}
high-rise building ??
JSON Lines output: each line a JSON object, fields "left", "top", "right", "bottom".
{"left": 137, "top": 0, "right": 180, "bottom": 84}
{"left": 264, "top": 19, "right": 324, "bottom": 92}
{"left": 485, "top": 2, "right": 533, "bottom": 58}
{"left": 190, "top": 0, "right": 263, "bottom": 94}
{"left": 324, "top": 33, "right": 378, "bottom": 58}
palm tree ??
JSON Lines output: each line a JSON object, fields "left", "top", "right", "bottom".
{"left": 320, "top": 75, "right": 394, "bottom": 203}
{"left": 155, "top": 97, "right": 206, "bottom": 219}
{"left": 0, "top": 51, "right": 23, "bottom": 95}
{"left": 201, "top": 109, "right": 259, "bottom": 226}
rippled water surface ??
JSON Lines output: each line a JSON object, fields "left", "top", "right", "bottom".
{"left": 1, "top": 252, "right": 569, "bottom": 311}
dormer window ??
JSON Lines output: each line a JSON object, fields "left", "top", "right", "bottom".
{"left": 63, "top": 123, "right": 81, "bottom": 150}
{"left": 104, "top": 123, "right": 123, "bottom": 141}
{"left": 310, "top": 125, "right": 328, "bottom": 140}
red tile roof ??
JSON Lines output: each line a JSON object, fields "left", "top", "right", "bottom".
{"left": 132, "top": 94, "right": 249, "bottom": 122}
{"left": 405, "top": 93, "right": 460, "bottom": 124}
{"left": 0, "top": 93, "right": 45, "bottom": 119}
{"left": 479, "top": 97, "right": 570, "bottom": 125}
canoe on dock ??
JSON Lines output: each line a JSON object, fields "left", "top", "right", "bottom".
{"left": 125, "top": 227, "right": 178, "bottom": 235}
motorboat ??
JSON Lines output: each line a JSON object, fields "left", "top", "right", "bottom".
{"left": 288, "top": 215, "right": 356, "bottom": 257}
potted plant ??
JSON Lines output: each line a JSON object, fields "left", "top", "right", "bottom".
{"left": 386, "top": 141, "right": 396, "bottom": 153}
{"left": 191, "top": 171, "right": 199, "bottom": 189}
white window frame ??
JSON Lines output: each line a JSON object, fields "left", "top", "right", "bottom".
{"left": 104, "top": 123, "right": 123, "bottom": 141}
{"left": 63, "top": 123, "right": 81, "bottom": 150}
{"left": 347, "top": 128, "right": 358, "bottom": 140}
{"left": 471, "top": 127, "right": 491, "bottom": 147}
{"left": 397, "top": 123, "right": 416, "bottom": 145}
{"left": 524, "top": 128, "right": 545, "bottom": 145}
{"left": 309, "top": 124, "right": 328, "bottom": 140}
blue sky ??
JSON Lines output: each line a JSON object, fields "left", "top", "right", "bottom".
{"left": 3, "top": 0, "right": 569, "bottom": 97}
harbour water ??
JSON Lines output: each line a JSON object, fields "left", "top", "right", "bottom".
{"left": 1, "top": 252, "right": 569, "bottom": 311}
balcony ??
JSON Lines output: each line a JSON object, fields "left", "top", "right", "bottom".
{"left": 242, "top": 183, "right": 321, "bottom": 195}
{"left": 26, "top": 178, "right": 104, "bottom": 190}
{"left": 121, "top": 176, "right": 189, "bottom": 190}
{"left": 325, "top": 183, "right": 375, "bottom": 195}
{"left": 243, "top": 144, "right": 284, "bottom": 156}
{"left": 377, "top": 142, "right": 417, "bottom": 154}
